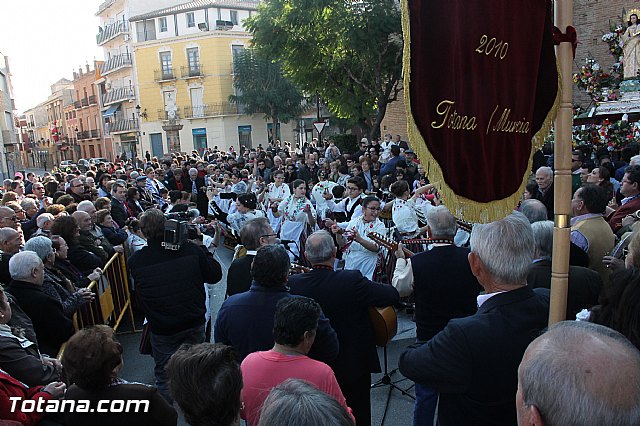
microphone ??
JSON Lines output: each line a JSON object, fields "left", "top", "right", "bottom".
{"left": 280, "top": 239, "right": 296, "bottom": 245}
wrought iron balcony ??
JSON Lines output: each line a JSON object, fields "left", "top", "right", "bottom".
{"left": 183, "top": 103, "right": 239, "bottom": 119}
{"left": 77, "top": 129, "right": 101, "bottom": 140}
{"left": 88, "top": 95, "right": 97, "bottom": 105}
{"left": 107, "top": 117, "right": 139, "bottom": 134}
{"left": 180, "top": 65, "right": 204, "bottom": 78}
{"left": 73, "top": 100, "right": 82, "bottom": 109}
{"left": 96, "top": 20, "right": 129, "bottom": 46}
{"left": 100, "top": 54, "right": 132, "bottom": 76}
{"left": 154, "top": 69, "right": 176, "bottom": 82}
{"left": 81, "top": 98, "right": 89, "bottom": 107}
{"left": 102, "top": 87, "right": 134, "bottom": 106}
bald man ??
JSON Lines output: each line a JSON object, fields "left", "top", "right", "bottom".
{"left": 0, "top": 227, "right": 21, "bottom": 285}
{"left": 517, "top": 321, "right": 640, "bottom": 425}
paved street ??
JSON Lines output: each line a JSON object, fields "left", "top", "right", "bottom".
{"left": 117, "top": 246, "right": 417, "bottom": 426}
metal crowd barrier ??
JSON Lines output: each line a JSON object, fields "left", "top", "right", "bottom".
{"left": 57, "top": 252, "right": 136, "bottom": 358}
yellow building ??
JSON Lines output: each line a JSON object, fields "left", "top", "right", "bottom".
{"left": 130, "top": 0, "right": 294, "bottom": 157}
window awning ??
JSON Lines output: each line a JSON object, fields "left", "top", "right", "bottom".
{"left": 102, "top": 104, "right": 120, "bottom": 117}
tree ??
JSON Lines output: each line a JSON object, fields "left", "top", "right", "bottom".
{"left": 246, "top": 0, "right": 403, "bottom": 139}
{"left": 229, "top": 49, "right": 304, "bottom": 142}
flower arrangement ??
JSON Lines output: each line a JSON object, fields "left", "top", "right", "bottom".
{"left": 573, "top": 58, "right": 618, "bottom": 103}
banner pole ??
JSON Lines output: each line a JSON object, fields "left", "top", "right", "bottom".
{"left": 549, "top": 0, "right": 573, "bottom": 325}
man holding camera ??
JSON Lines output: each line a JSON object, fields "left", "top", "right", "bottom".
{"left": 128, "top": 209, "right": 222, "bottom": 403}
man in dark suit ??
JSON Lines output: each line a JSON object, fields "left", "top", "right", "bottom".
{"left": 288, "top": 230, "right": 400, "bottom": 426}
{"left": 5, "top": 251, "right": 73, "bottom": 356}
{"left": 215, "top": 244, "right": 338, "bottom": 363}
{"left": 528, "top": 220, "right": 602, "bottom": 320}
{"left": 183, "top": 168, "right": 208, "bottom": 217}
{"left": 110, "top": 180, "right": 129, "bottom": 228}
{"left": 393, "top": 205, "right": 482, "bottom": 426}
{"left": 534, "top": 166, "right": 554, "bottom": 220}
{"left": 399, "top": 212, "right": 550, "bottom": 426}
{"left": 226, "top": 217, "right": 278, "bottom": 297}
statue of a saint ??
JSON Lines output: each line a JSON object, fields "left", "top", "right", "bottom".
{"left": 621, "top": 10, "right": 640, "bottom": 79}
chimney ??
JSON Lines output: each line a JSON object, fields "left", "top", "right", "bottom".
{"left": 86, "top": 63, "right": 90, "bottom": 73}
{"left": 73, "top": 72, "right": 78, "bottom": 79}
{"left": 79, "top": 67, "right": 83, "bottom": 76}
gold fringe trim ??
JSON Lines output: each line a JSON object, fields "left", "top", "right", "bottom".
{"left": 401, "top": 0, "right": 560, "bottom": 223}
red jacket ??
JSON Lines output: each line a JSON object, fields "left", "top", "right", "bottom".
{"left": 0, "top": 370, "right": 53, "bottom": 426}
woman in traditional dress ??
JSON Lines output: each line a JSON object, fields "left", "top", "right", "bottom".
{"left": 260, "top": 170, "right": 290, "bottom": 233}
{"left": 274, "top": 179, "right": 316, "bottom": 262}
{"left": 227, "top": 192, "right": 266, "bottom": 235}
{"left": 333, "top": 196, "right": 386, "bottom": 280}
{"left": 311, "top": 169, "right": 338, "bottom": 222}
{"left": 622, "top": 13, "right": 640, "bottom": 79}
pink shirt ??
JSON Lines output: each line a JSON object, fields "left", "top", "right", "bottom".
{"left": 240, "top": 350, "right": 353, "bottom": 426}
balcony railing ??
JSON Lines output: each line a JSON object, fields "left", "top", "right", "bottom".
{"left": 180, "top": 65, "right": 204, "bottom": 78}
{"left": 100, "top": 53, "right": 132, "bottom": 76}
{"left": 154, "top": 69, "right": 176, "bottom": 82}
{"left": 88, "top": 95, "right": 97, "bottom": 105}
{"left": 77, "top": 129, "right": 101, "bottom": 140}
{"left": 183, "top": 103, "right": 239, "bottom": 119}
{"left": 157, "top": 110, "right": 181, "bottom": 121}
{"left": 102, "top": 87, "right": 134, "bottom": 106}
{"left": 81, "top": 98, "right": 89, "bottom": 107}
{"left": 73, "top": 100, "right": 82, "bottom": 109}
{"left": 97, "top": 20, "right": 129, "bottom": 46}
{"left": 107, "top": 118, "right": 139, "bottom": 134}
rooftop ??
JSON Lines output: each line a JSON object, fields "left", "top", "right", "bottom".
{"left": 130, "top": 0, "right": 260, "bottom": 22}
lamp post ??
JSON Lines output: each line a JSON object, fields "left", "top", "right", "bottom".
{"left": 74, "top": 126, "right": 79, "bottom": 161}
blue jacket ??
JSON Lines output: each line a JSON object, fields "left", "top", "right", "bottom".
{"left": 214, "top": 282, "right": 339, "bottom": 362}
{"left": 380, "top": 155, "right": 405, "bottom": 176}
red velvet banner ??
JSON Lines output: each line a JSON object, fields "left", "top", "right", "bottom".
{"left": 403, "top": 0, "right": 558, "bottom": 220}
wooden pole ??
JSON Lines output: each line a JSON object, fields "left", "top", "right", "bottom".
{"left": 549, "top": 0, "right": 573, "bottom": 325}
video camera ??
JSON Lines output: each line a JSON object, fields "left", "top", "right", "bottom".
{"left": 162, "top": 210, "right": 201, "bottom": 251}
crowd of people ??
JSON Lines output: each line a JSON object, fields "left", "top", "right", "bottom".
{"left": 0, "top": 133, "right": 639, "bottom": 425}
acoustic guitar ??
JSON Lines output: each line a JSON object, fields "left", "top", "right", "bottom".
{"left": 369, "top": 306, "right": 398, "bottom": 347}
{"left": 288, "top": 262, "right": 399, "bottom": 347}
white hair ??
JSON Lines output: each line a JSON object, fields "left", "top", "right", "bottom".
{"left": 9, "top": 251, "right": 42, "bottom": 281}
{"left": 76, "top": 200, "right": 95, "bottom": 212}
{"left": 305, "top": 231, "right": 336, "bottom": 264}
{"left": 20, "top": 198, "right": 37, "bottom": 211}
{"left": 531, "top": 220, "right": 553, "bottom": 259}
{"left": 470, "top": 212, "right": 534, "bottom": 285}
{"left": 630, "top": 155, "right": 640, "bottom": 166}
{"left": 536, "top": 166, "right": 553, "bottom": 177}
{"left": 23, "top": 236, "right": 53, "bottom": 261}
{"left": 36, "top": 213, "right": 54, "bottom": 229}
{"left": 520, "top": 321, "right": 640, "bottom": 426}
{"left": 426, "top": 205, "right": 457, "bottom": 237}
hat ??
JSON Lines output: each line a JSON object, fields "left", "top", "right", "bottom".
{"left": 14, "top": 172, "right": 23, "bottom": 179}
{"left": 130, "top": 171, "right": 140, "bottom": 180}
{"left": 405, "top": 149, "right": 415, "bottom": 154}
{"left": 136, "top": 176, "right": 147, "bottom": 182}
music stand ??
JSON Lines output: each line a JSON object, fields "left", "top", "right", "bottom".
{"left": 371, "top": 343, "right": 415, "bottom": 426}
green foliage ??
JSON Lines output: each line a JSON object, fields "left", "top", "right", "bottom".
{"left": 329, "top": 134, "right": 358, "bottom": 154}
{"left": 246, "top": 0, "right": 403, "bottom": 138}
{"left": 228, "top": 49, "right": 304, "bottom": 124}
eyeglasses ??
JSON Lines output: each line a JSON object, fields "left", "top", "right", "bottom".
{"left": 72, "top": 184, "right": 84, "bottom": 188}
{"left": 366, "top": 206, "right": 380, "bottom": 211}
{"left": 0, "top": 216, "right": 18, "bottom": 221}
